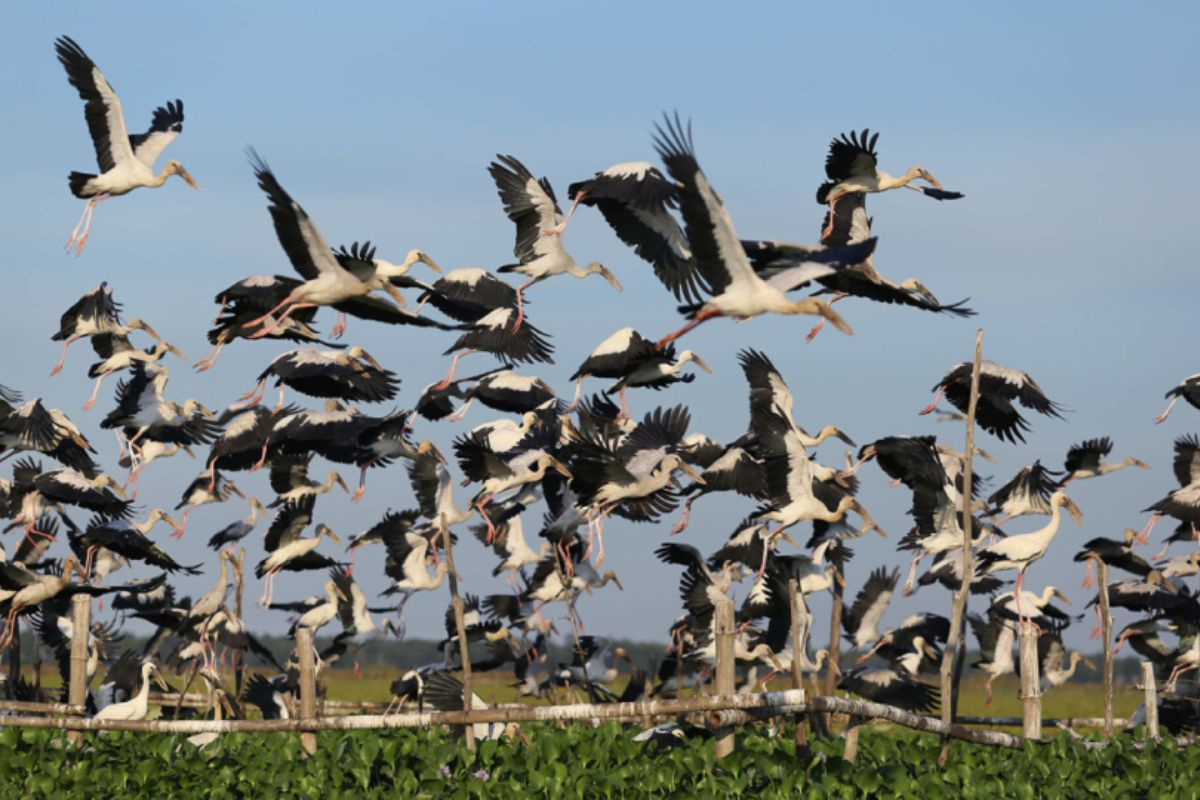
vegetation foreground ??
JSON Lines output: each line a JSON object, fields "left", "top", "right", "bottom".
{"left": 0, "top": 724, "right": 1190, "bottom": 799}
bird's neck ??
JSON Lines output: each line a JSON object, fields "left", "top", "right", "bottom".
{"left": 150, "top": 168, "right": 174, "bottom": 188}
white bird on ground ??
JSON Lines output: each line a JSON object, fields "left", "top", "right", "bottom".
{"left": 94, "top": 661, "right": 169, "bottom": 721}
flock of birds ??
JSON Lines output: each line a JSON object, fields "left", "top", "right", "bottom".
{"left": 0, "top": 35, "right": 1197, "bottom": 738}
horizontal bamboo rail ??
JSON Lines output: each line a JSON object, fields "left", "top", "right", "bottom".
{"left": 0, "top": 699, "right": 84, "bottom": 715}
{"left": 955, "top": 715, "right": 1130, "bottom": 729}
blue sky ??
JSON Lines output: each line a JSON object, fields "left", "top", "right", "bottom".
{"left": 1, "top": 3, "right": 1197, "bottom": 650}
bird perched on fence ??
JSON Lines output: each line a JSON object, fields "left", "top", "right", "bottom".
{"left": 55, "top": 36, "right": 198, "bottom": 255}
{"left": 93, "top": 661, "right": 170, "bottom": 721}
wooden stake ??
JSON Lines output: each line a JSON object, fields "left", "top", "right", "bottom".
{"left": 232, "top": 548, "right": 247, "bottom": 696}
{"left": 842, "top": 718, "right": 862, "bottom": 763}
{"left": 713, "top": 595, "right": 735, "bottom": 759}
{"left": 441, "top": 514, "right": 475, "bottom": 752}
{"left": 1019, "top": 623, "right": 1041, "bottom": 740}
{"left": 1097, "top": 560, "right": 1114, "bottom": 738}
{"left": 66, "top": 594, "right": 90, "bottom": 748}
{"left": 788, "top": 577, "right": 809, "bottom": 760}
{"left": 938, "top": 328, "right": 983, "bottom": 766}
{"left": 296, "top": 627, "right": 318, "bottom": 755}
{"left": 1141, "top": 661, "right": 1159, "bottom": 742}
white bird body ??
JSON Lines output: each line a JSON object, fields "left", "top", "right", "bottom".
{"left": 94, "top": 662, "right": 165, "bottom": 721}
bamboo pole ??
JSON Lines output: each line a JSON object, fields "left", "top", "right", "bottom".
{"left": 1141, "top": 662, "right": 1159, "bottom": 742}
{"left": 788, "top": 577, "right": 809, "bottom": 760}
{"left": 66, "top": 594, "right": 90, "bottom": 748}
{"left": 713, "top": 596, "right": 735, "bottom": 759}
{"left": 955, "top": 715, "right": 1128, "bottom": 728}
{"left": 0, "top": 689, "right": 811, "bottom": 733}
{"left": 938, "top": 328, "right": 983, "bottom": 766}
{"left": 1097, "top": 560, "right": 1114, "bottom": 738}
{"left": 296, "top": 627, "right": 318, "bottom": 755}
{"left": 0, "top": 699, "right": 86, "bottom": 715}
{"left": 232, "top": 548, "right": 247, "bottom": 696}
{"left": 824, "top": 571, "right": 844, "bottom": 699}
{"left": 440, "top": 515, "right": 476, "bottom": 751}
{"left": 1019, "top": 624, "right": 1041, "bottom": 740}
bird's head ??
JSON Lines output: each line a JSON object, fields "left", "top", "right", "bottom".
{"left": 601, "top": 570, "right": 623, "bottom": 591}
{"left": 94, "top": 473, "right": 128, "bottom": 500}
{"left": 1051, "top": 491, "right": 1084, "bottom": 525}
{"left": 164, "top": 342, "right": 187, "bottom": 361}
{"left": 1074, "top": 653, "right": 1096, "bottom": 670}
{"left": 149, "top": 509, "right": 179, "bottom": 529}
{"left": 1128, "top": 458, "right": 1152, "bottom": 471}
{"left": 586, "top": 262, "right": 623, "bottom": 292}
{"left": 417, "top": 441, "right": 445, "bottom": 463}
{"left": 401, "top": 249, "right": 442, "bottom": 274}
{"left": 666, "top": 456, "right": 706, "bottom": 486}
{"left": 317, "top": 524, "right": 342, "bottom": 546}
{"left": 819, "top": 649, "right": 841, "bottom": 676}
{"left": 166, "top": 161, "right": 199, "bottom": 189}
{"left": 822, "top": 425, "right": 856, "bottom": 447}
{"left": 145, "top": 661, "right": 170, "bottom": 691}
{"left": 1050, "top": 587, "right": 1071, "bottom": 605}
{"left": 907, "top": 165, "right": 943, "bottom": 189}
{"left": 126, "top": 318, "right": 161, "bottom": 341}
{"left": 329, "top": 472, "right": 351, "bottom": 494}
{"left": 541, "top": 455, "right": 573, "bottom": 480}
{"left": 327, "top": 580, "right": 348, "bottom": 603}
{"left": 677, "top": 350, "right": 713, "bottom": 374}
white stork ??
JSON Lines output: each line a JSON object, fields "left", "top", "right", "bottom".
{"left": 651, "top": 114, "right": 870, "bottom": 349}
{"left": 489, "top": 154, "right": 622, "bottom": 331}
{"left": 55, "top": 37, "right": 197, "bottom": 255}
{"left": 51, "top": 282, "right": 160, "bottom": 376}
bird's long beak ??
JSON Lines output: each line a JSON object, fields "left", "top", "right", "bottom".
{"left": 333, "top": 583, "right": 349, "bottom": 603}
{"left": 974, "top": 446, "right": 998, "bottom": 464}
{"left": 133, "top": 320, "right": 162, "bottom": 341}
{"left": 419, "top": 252, "right": 442, "bottom": 273}
{"left": 918, "top": 169, "right": 944, "bottom": 190}
{"left": 690, "top": 354, "right": 714, "bottom": 374}
{"left": 834, "top": 429, "right": 857, "bottom": 447}
{"left": 833, "top": 569, "right": 845, "bottom": 588}
{"left": 828, "top": 658, "right": 843, "bottom": 677}
{"left": 326, "top": 529, "right": 342, "bottom": 546}
{"left": 1081, "top": 656, "right": 1096, "bottom": 670}
{"left": 334, "top": 473, "right": 350, "bottom": 494}
{"left": 1134, "top": 459, "right": 1151, "bottom": 471}
{"left": 177, "top": 166, "right": 199, "bottom": 190}
{"left": 551, "top": 458, "right": 573, "bottom": 479}
{"left": 153, "top": 669, "right": 171, "bottom": 692}
{"left": 360, "top": 351, "right": 385, "bottom": 372}
{"left": 110, "top": 482, "right": 129, "bottom": 500}
{"left": 678, "top": 462, "right": 706, "bottom": 485}
{"left": 161, "top": 514, "right": 181, "bottom": 531}
{"left": 599, "top": 267, "right": 623, "bottom": 292}
{"left": 1053, "top": 589, "right": 1070, "bottom": 605}
{"left": 167, "top": 344, "right": 187, "bottom": 360}
{"left": 183, "top": 446, "right": 196, "bottom": 459}
{"left": 229, "top": 483, "right": 245, "bottom": 499}
{"left": 1064, "top": 498, "right": 1084, "bottom": 525}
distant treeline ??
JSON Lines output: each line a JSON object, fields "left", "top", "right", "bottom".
{"left": 8, "top": 631, "right": 1147, "bottom": 683}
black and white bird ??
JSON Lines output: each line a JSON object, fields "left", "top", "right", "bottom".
{"left": 255, "top": 497, "right": 342, "bottom": 607}
{"left": 55, "top": 36, "right": 198, "bottom": 255}
{"left": 239, "top": 151, "right": 424, "bottom": 340}
{"left": 566, "top": 162, "right": 709, "bottom": 302}
{"left": 816, "top": 128, "right": 962, "bottom": 239}
{"left": 434, "top": 307, "right": 555, "bottom": 390}
{"left": 1140, "top": 435, "right": 1200, "bottom": 547}
{"left": 240, "top": 347, "right": 399, "bottom": 409}
{"left": 969, "top": 612, "right": 1016, "bottom": 705}
{"left": 986, "top": 461, "right": 1063, "bottom": 523}
{"left": 838, "top": 665, "right": 939, "bottom": 713}
{"left": 975, "top": 491, "right": 1083, "bottom": 626}
{"left": 489, "top": 154, "right": 622, "bottom": 331}
{"left": 1157, "top": 374, "right": 1200, "bottom": 424}
{"left": 1059, "top": 436, "right": 1149, "bottom": 485}
{"left": 843, "top": 567, "right": 899, "bottom": 649}
{"left": 565, "top": 327, "right": 711, "bottom": 417}
{"left": 920, "top": 360, "right": 1065, "bottom": 444}
{"left": 82, "top": 335, "right": 185, "bottom": 410}
{"left": 50, "top": 282, "right": 160, "bottom": 376}
{"left": 652, "top": 115, "right": 871, "bottom": 349}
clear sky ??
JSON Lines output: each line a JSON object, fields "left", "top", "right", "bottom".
{"left": 1, "top": 2, "right": 1197, "bottom": 650}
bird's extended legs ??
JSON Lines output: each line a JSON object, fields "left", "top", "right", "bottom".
{"left": 656, "top": 309, "right": 719, "bottom": 351}
{"left": 247, "top": 303, "right": 317, "bottom": 339}
{"left": 66, "top": 194, "right": 111, "bottom": 256}
{"left": 330, "top": 311, "right": 348, "bottom": 340}
{"left": 917, "top": 386, "right": 945, "bottom": 416}
{"left": 1155, "top": 396, "right": 1180, "bottom": 425}
{"left": 82, "top": 374, "right": 108, "bottom": 411}
{"left": 1135, "top": 515, "right": 1159, "bottom": 546}
{"left": 50, "top": 334, "right": 82, "bottom": 377}
{"left": 901, "top": 551, "right": 923, "bottom": 596}
{"left": 237, "top": 379, "right": 268, "bottom": 409}
{"left": 194, "top": 341, "right": 226, "bottom": 373}
{"left": 671, "top": 497, "right": 696, "bottom": 536}
{"left": 804, "top": 293, "right": 848, "bottom": 343}
{"left": 171, "top": 508, "right": 190, "bottom": 539}
{"left": 432, "top": 350, "right": 475, "bottom": 392}
{"left": 544, "top": 192, "right": 584, "bottom": 237}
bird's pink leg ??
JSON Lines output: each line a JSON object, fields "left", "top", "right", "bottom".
{"left": 1152, "top": 541, "right": 1172, "bottom": 561}
{"left": 821, "top": 194, "right": 841, "bottom": 240}
{"left": 446, "top": 398, "right": 474, "bottom": 423}
{"left": 545, "top": 192, "right": 584, "bottom": 236}
{"left": 656, "top": 309, "right": 719, "bottom": 351}
{"left": 82, "top": 374, "right": 107, "bottom": 411}
{"left": 1135, "top": 515, "right": 1159, "bottom": 546}
{"left": 562, "top": 378, "right": 585, "bottom": 415}
{"left": 248, "top": 303, "right": 316, "bottom": 339}
{"left": 250, "top": 442, "right": 270, "bottom": 472}
{"left": 274, "top": 384, "right": 286, "bottom": 410}
{"left": 617, "top": 387, "right": 631, "bottom": 421}
{"left": 671, "top": 497, "right": 695, "bottom": 536}
{"left": 330, "top": 311, "right": 348, "bottom": 339}
{"left": 1082, "top": 559, "right": 1095, "bottom": 589}
{"left": 238, "top": 379, "right": 267, "bottom": 409}
{"left": 50, "top": 335, "right": 82, "bottom": 377}
{"left": 804, "top": 293, "right": 848, "bottom": 343}
{"left": 171, "top": 508, "right": 190, "bottom": 539}
{"left": 194, "top": 341, "right": 225, "bottom": 373}
{"left": 352, "top": 466, "right": 368, "bottom": 503}
{"left": 1155, "top": 396, "right": 1180, "bottom": 425}
{"left": 901, "top": 551, "right": 923, "bottom": 596}
{"left": 511, "top": 278, "right": 537, "bottom": 333}
{"left": 1090, "top": 606, "right": 1103, "bottom": 639}
{"left": 66, "top": 195, "right": 111, "bottom": 256}
{"left": 984, "top": 675, "right": 995, "bottom": 707}
{"left": 918, "top": 386, "right": 945, "bottom": 416}
{"left": 432, "top": 350, "right": 474, "bottom": 392}
{"left": 478, "top": 498, "right": 498, "bottom": 544}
